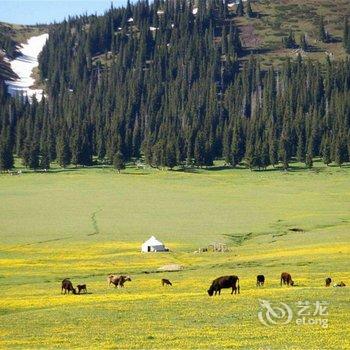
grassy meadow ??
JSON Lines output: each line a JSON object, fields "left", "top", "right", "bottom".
{"left": 0, "top": 162, "right": 349, "bottom": 349}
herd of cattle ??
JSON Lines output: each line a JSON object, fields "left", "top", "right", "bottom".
{"left": 61, "top": 272, "right": 346, "bottom": 295}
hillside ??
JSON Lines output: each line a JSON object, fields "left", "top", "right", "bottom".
{"left": 0, "top": 22, "right": 47, "bottom": 81}
{"left": 237, "top": 0, "right": 350, "bottom": 66}
{"left": 0, "top": 0, "right": 349, "bottom": 173}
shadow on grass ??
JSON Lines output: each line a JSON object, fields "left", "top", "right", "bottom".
{"left": 74, "top": 292, "right": 93, "bottom": 296}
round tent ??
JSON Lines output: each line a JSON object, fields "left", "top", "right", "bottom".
{"left": 141, "top": 236, "right": 167, "bottom": 252}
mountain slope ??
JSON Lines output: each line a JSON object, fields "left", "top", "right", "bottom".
{"left": 0, "top": 0, "right": 349, "bottom": 172}
{"left": 0, "top": 22, "right": 47, "bottom": 82}
{"left": 238, "top": 0, "right": 350, "bottom": 66}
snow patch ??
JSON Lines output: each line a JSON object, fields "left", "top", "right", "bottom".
{"left": 5, "top": 33, "right": 48, "bottom": 102}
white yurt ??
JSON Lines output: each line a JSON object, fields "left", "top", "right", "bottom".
{"left": 141, "top": 236, "right": 167, "bottom": 252}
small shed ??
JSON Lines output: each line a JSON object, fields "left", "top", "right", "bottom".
{"left": 141, "top": 236, "right": 168, "bottom": 252}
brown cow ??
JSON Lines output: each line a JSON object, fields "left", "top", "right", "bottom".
{"left": 61, "top": 278, "right": 77, "bottom": 294}
{"left": 77, "top": 284, "right": 87, "bottom": 294}
{"left": 280, "top": 272, "right": 294, "bottom": 286}
{"left": 208, "top": 275, "right": 240, "bottom": 296}
{"left": 161, "top": 278, "right": 172, "bottom": 286}
{"left": 325, "top": 277, "right": 332, "bottom": 287}
{"left": 108, "top": 275, "right": 131, "bottom": 288}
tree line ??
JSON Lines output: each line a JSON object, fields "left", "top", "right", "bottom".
{"left": 0, "top": 0, "right": 349, "bottom": 171}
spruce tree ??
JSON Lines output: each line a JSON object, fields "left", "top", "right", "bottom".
{"left": 318, "top": 17, "right": 329, "bottom": 43}
{"left": 300, "top": 34, "right": 308, "bottom": 51}
{"left": 194, "top": 132, "right": 206, "bottom": 167}
{"left": 282, "top": 30, "right": 297, "bottom": 49}
{"left": 344, "top": 16, "right": 350, "bottom": 54}
{"left": 40, "top": 144, "right": 51, "bottom": 169}
{"left": 333, "top": 134, "right": 347, "bottom": 167}
{"left": 113, "top": 151, "right": 125, "bottom": 173}
{"left": 246, "top": 0, "right": 253, "bottom": 18}
{"left": 0, "top": 126, "right": 14, "bottom": 171}
{"left": 57, "top": 133, "right": 71, "bottom": 168}
{"left": 236, "top": 0, "right": 244, "bottom": 17}
{"left": 279, "top": 131, "right": 291, "bottom": 170}
{"left": 305, "top": 139, "right": 313, "bottom": 168}
{"left": 322, "top": 136, "right": 331, "bottom": 166}
{"left": 28, "top": 142, "right": 40, "bottom": 170}
{"left": 165, "top": 141, "right": 177, "bottom": 170}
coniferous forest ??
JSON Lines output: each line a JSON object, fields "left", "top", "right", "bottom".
{"left": 0, "top": 0, "right": 350, "bottom": 171}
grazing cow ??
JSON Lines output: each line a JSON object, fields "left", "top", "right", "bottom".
{"left": 161, "top": 278, "right": 172, "bottom": 286}
{"left": 256, "top": 275, "right": 265, "bottom": 287}
{"left": 77, "top": 284, "right": 87, "bottom": 294}
{"left": 108, "top": 275, "right": 132, "bottom": 288}
{"left": 280, "top": 272, "right": 294, "bottom": 286}
{"left": 325, "top": 277, "right": 332, "bottom": 287}
{"left": 61, "top": 278, "right": 77, "bottom": 294}
{"left": 333, "top": 281, "right": 346, "bottom": 287}
{"left": 208, "top": 275, "right": 240, "bottom": 296}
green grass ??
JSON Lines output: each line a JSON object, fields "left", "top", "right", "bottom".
{"left": 0, "top": 162, "right": 349, "bottom": 348}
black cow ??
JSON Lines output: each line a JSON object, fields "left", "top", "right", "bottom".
{"left": 208, "top": 275, "right": 240, "bottom": 296}
{"left": 325, "top": 277, "right": 332, "bottom": 287}
{"left": 77, "top": 284, "right": 87, "bottom": 294}
{"left": 256, "top": 275, "right": 265, "bottom": 287}
{"left": 61, "top": 278, "right": 77, "bottom": 294}
{"left": 161, "top": 278, "right": 172, "bottom": 286}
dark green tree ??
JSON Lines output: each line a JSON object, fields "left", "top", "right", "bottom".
{"left": 57, "top": 133, "right": 71, "bottom": 168}
{"left": 28, "top": 142, "right": 40, "bottom": 170}
{"left": 246, "top": 0, "right": 253, "bottom": 18}
{"left": 282, "top": 30, "right": 297, "bottom": 49}
{"left": 318, "top": 16, "right": 329, "bottom": 43}
{"left": 113, "top": 151, "right": 125, "bottom": 173}
{"left": 300, "top": 34, "right": 308, "bottom": 51}
{"left": 236, "top": 0, "right": 244, "bottom": 17}
{"left": 344, "top": 16, "right": 350, "bottom": 54}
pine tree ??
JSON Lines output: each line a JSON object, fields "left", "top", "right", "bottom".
{"left": 28, "top": 142, "right": 40, "bottom": 170}
{"left": 40, "top": 144, "right": 51, "bottom": 169}
{"left": 260, "top": 140, "right": 270, "bottom": 170}
{"left": 230, "top": 125, "right": 244, "bottom": 167}
{"left": 279, "top": 131, "right": 291, "bottom": 170}
{"left": 333, "top": 134, "right": 347, "bottom": 167}
{"left": 113, "top": 151, "right": 125, "bottom": 173}
{"left": 300, "top": 34, "right": 308, "bottom": 51}
{"left": 246, "top": 0, "right": 253, "bottom": 18}
{"left": 165, "top": 140, "right": 177, "bottom": 169}
{"left": 322, "top": 136, "right": 331, "bottom": 166}
{"left": 194, "top": 132, "right": 206, "bottom": 167}
{"left": 21, "top": 138, "right": 31, "bottom": 167}
{"left": 305, "top": 139, "right": 313, "bottom": 168}
{"left": 282, "top": 30, "right": 297, "bottom": 49}
{"left": 57, "top": 133, "right": 71, "bottom": 168}
{"left": 236, "top": 0, "right": 244, "bottom": 17}
{"left": 318, "top": 16, "right": 329, "bottom": 43}
{"left": 344, "top": 16, "right": 350, "bottom": 54}
{"left": 0, "top": 126, "right": 14, "bottom": 171}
